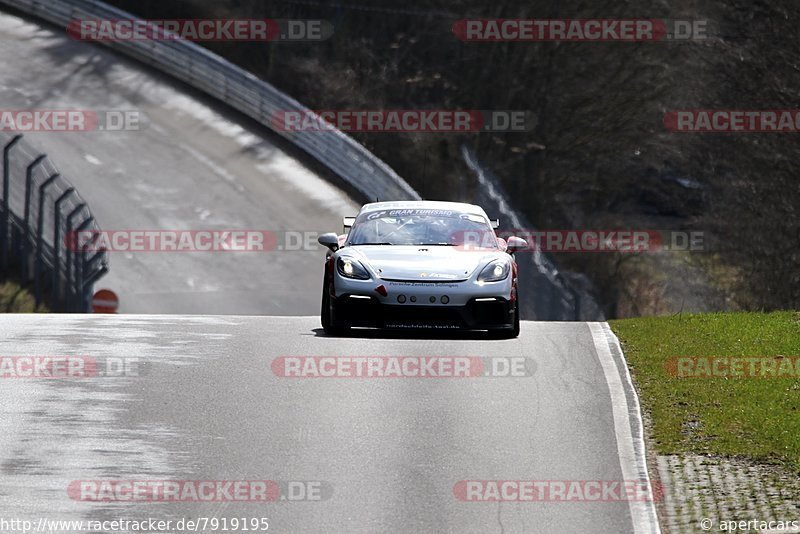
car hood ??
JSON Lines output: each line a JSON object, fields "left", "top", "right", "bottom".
{"left": 344, "top": 245, "right": 504, "bottom": 281}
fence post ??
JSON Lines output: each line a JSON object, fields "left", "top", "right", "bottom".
{"left": 79, "top": 243, "right": 93, "bottom": 312}
{"left": 65, "top": 204, "right": 86, "bottom": 312}
{"left": 70, "top": 216, "right": 94, "bottom": 311}
{"left": 75, "top": 243, "right": 89, "bottom": 313}
{"left": 34, "top": 173, "right": 61, "bottom": 305}
{"left": 22, "top": 154, "right": 47, "bottom": 282}
{"left": 83, "top": 250, "right": 108, "bottom": 287}
{"left": 75, "top": 245, "right": 84, "bottom": 312}
{"left": 1, "top": 134, "right": 23, "bottom": 271}
{"left": 83, "top": 264, "right": 108, "bottom": 312}
{"left": 52, "top": 187, "right": 75, "bottom": 311}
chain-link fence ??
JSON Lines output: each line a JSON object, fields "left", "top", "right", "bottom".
{"left": 0, "top": 132, "right": 108, "bottom": 311}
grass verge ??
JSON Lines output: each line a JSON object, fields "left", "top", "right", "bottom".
{"left": 611, "top": 311, "right": 800, "bottom": 472}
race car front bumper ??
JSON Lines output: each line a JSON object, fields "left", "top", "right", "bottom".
{"left": 332, "top": 296, "right": 514, "bottom": 331}
{"left": 329, "top": 262, "right": 517, "bottom": 331}
{"left": 330, "top": 285, "right": 515, "bottom": 331}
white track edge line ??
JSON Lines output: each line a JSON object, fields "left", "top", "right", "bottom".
{"left": 589, "top": 322, "right": 661, "bottom": 534}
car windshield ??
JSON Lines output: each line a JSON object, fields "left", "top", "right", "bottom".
{"left": 347, "top": 209, "right": 496, "bottom": 247}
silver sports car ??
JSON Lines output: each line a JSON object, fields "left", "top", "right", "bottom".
{"left": 317, "top": 201, "right": 528, "bottom": 337}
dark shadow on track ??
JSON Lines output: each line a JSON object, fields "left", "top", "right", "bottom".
{"left": 309, "top": 327, "right": 515, "bottom": 341}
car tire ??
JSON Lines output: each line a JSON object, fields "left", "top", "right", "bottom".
{"left": 488, "top": 297, "right": 520, "bottom": 339}
{"left": 511, "top": 295, "right": 520, "bottom": 337}
{"left": 321, "top": 278, "right": 348, "bottom": 336}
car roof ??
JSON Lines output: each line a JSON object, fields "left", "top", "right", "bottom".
{"left": 359, "top": 201, "right": 489, "bottom": 217}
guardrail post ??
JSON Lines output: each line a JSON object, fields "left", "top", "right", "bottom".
{"left": 22, "top": 154, "right": 47, "bottom": 282}
{"left": 65, "top": 204, "right": 86, "bottom": 312}
{"left": 1, "top": 134, "right": 23, "bottom": 271}
{"left": 34, "top": 173, "right": 61, "bottom": 305}
{"left": 52, "top": 187, "right": 75, "bottom": 311}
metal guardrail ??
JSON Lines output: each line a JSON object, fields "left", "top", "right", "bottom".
{"left": 0, "top": 132, "right": 108, "bottom": 311}
{"left": 0, "top": 0, "right": 421, "bottom": 203}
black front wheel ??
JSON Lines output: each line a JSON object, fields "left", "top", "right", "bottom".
{"left": 321, "top": 279, "right": 348, "bottom": 336}
{"left": 512, "top": 295, "right": 520, "bottom": 336}
{"left": 488, "top": 297, "right": 520, "bottom": 339}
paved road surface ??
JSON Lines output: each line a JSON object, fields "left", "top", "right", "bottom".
{"left": 0, "top": 315, "right": 659, "bottom": 533}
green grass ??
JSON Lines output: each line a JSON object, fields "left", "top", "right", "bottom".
{"left": 611, "top": 312, "right": 800, "bottom": 473}
{"left": 0, "top": 279, "right": 48, "bottom": 312}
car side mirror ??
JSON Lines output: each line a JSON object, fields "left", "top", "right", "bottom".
{"left": 506, "top": 236, "right": 528, "bottom": 254}
{"left": 318, "top": 232, "right": 340, "bottom": 252}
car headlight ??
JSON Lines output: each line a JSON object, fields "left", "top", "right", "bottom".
{"left": 477, "top": 259, "right": 510, "bottom": 282}
{"left": 337, "top": 257, "right": 371, "bottom": 280}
